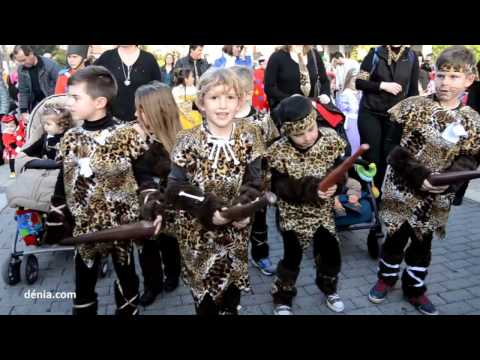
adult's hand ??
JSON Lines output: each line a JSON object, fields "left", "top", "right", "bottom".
{"left": 380, "top": 82, "right": 403, "bottom": 95}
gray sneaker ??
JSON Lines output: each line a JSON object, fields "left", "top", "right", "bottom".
{"left": 326, "top": 293, "right": 345, "bottom": 313}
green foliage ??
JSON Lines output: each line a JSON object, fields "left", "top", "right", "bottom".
{"left": 350, "top": 45, "right": 377, "bottom": 61}
{"left": 432, "top": 45, "right": 480, "bottom": 62}
{"left": 52, "top": 48, "right": 67, "bottom": 67}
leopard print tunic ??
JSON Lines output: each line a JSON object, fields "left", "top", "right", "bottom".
{"left": 382, "top": 96, "right": 480, "bottom": 239}
{"left": 170, "top": 119, "right": 264, "bottom": 304}
{"left": 59, "top": 121, "right": 150, "bottom": 267}
{"left": 238, "top": 110, "right": 280, "bottom": 146}
{"left": 266, "top": 127, "right": 346, "bottom": 248}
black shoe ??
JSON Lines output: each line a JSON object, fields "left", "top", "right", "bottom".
{"left": 452, "top": 194, "right": 464, "bottom": 206}
{"left": 139, "top": 288, "right": 162, "bottom": 307}
{"left": 164, "top": 276, "right": 179, "bottom": 292}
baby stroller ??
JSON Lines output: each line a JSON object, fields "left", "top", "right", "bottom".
{"left": 314, "top": 100, "right": 384, "bottom": 259}
{"left": 334, "top": 159, "right": 383, "bottom": 259}
{"left": 2, "top": 95, "right": 109, "bottom": 286}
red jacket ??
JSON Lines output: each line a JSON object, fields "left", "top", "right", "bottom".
{"left": 1, "top": 115, "right": 25, "bottom": 160}
{"left": 55, "top": 68, "right": 76, "bottom": 94}
{"left": 252, "top": 68, "right": 269, "bottom": 112}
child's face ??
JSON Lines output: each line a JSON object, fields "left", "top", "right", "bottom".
{"left": 435, "top": 70, "right": 475, "bottom": 104}
{"left": 165, "top": 55, "right": 174, "bottom": 65}
{"left": 43, "top": 116, "right": 64, "bottom": 135}
{"left": 185, "top": 73, "right": 195, "bottom": 87}
{"left": 233, "top": 45, "right": 243, "bottom": 57}
{"left": 67, "top": 54, "right": 84, "bottom": 69}
{"left": 198, "top": 85, "right": 242, "bottom": 132}
{"left": 289, "top": 121, "right": 319, "bottom": 149}
{"left": 67, "top": 82, "right": 106, "bottom": 121}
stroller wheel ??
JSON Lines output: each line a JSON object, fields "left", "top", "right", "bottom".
{"left": 2, "top": 256, "right": 22, "bottom": 286}
{"left": 367, "top": 230, "right": 380, "bottom": 259}
{"left": 22, "top": 255, "right": 39, "bottom": 285}
{"left": 99, "top": 258, "right": 109, "bottom": 278}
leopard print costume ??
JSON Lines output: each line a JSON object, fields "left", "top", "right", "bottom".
{"left": 382, "top": 95, "right": 480, "bottom": 240}
{"left": 237, "top": 109, "right": 280, "bottom": 146}
{"left": 59, "top": 120, "right": 150, "bottom": 267}
{"left": 266, "top": 127, "right": 346, "bottom": 249}
{"left": 169, "top": 119, "right": 264, "bottom": 304}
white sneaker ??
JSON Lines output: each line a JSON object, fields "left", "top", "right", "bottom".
{"left": 326, "top": 293, "right": 344, "bottom": 313}
{"left": 273, "top": 304, "right": 293, "bottom": 315}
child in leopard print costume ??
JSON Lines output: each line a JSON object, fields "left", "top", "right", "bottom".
{"left": 165, "top": 68, "right": 265, "bottom": 316}
{"left": 367, "top": 46, "right": 480, "bottom": 315}
{"left": 266, "top": 95, "right": 348, "bottom": 315}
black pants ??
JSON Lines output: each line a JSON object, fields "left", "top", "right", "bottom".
{"left": 9, "top": 158, "right": 15, "bottom": 172}
{"left": 272, "top": 226, "right": 341, "bottom": 306}
{"left": 249, "top": 209, "right": 270, "bottom": 261}
{"left": 453, "top": 181, "right": 469, "bottom": 206}
{"left": 377, "top": 222, "right": 433, "bottom": 298}
{"left": 195, "top": 284, "right": 241, "bottom": 316}
{"left": 74, "top": 248, "right": 139, "bottom": 315}
{"left": 357, "top": 108, "right": 400, "bottom": 196}
{"left": 138, "top": 234, "right": 181, "bottom": 293}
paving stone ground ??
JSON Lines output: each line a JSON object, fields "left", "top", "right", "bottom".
{"left": 1, "top": 164, "right": 479, "bottom": 315}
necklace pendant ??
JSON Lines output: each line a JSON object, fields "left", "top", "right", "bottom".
{"left": 124, "top": 80, "right": 131, "bottom": 86}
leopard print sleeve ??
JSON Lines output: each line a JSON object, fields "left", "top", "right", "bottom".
{"left": 329, "top": 129, "right": 348, "bottom": 159}
{"left": 387, "top": 99, "right": 409, "bottom": 126}
{"left": 235, "top": 119, "right": 265, "bottom": 165}
{"left": 249, "top": 122, "right": 266, "bottom": 164}
{"left": 265, "top": 137, "right": 288, "bottom": 174}
{"left": 387, "top": 96, "right": 428, "bottom": 128}
{"left": 58, "top": 129, "right": 77, "bottom": 162}
{"left": 459, "top": 106, "right": 480, "bottom": 156}
{"left": 170, "top": 129, "right": 198, "bottom": 170}
{"left": 115, "top": 125, "right": 151, "bottom": 161}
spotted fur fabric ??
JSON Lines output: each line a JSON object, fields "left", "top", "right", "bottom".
{"left": 266, "top": 127, "right": 346, "bottom": 248}
{"left": 169, "top": 119, "right": 264, "bottom": 304}
{"left": 59, "top": 122, "right": 150, "bottom": 267}
{"left": 382, "top": 96, "right": 480, "bottom": 240}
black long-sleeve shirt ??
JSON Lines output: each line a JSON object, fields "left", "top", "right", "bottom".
{"left": 265, "top": 49, "right": 330, "bottom": 110}
{"left": 95, "top": 49, "right": 162, "bottom": 122}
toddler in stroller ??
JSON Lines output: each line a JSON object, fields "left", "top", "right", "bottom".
{"left": 3, "top": 95, "right": 108, "bottom": 286}
{"left": 313, "top": 99, "right": 384, "bottom": 259}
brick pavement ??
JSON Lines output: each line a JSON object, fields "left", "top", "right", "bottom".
{"left": 1, "top": 164, "right": 479, "bottom": 315}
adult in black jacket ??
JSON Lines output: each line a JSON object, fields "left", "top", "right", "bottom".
{"left": 265, "top": 45, "right": 330, "bottom": 111}
{"left": 174, "top": 45, "right": 210, "bottom": 86}
{"left": 356, "top": 45, "right": 419, "bottom": 195}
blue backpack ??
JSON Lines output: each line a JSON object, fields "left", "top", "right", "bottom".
{"left": 370, "top": 47, "right": 416, "bottom": 93}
